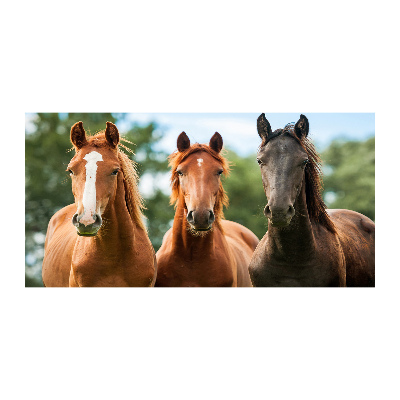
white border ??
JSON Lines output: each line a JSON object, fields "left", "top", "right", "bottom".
{"left": 4, "top": 1, "right": 399, "bottom": 399}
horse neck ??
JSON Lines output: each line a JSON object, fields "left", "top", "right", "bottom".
{"left": 266, "top": 176, "right": 316, "bottom": 261}
{"left": 171, "top": 196, "right": 221, "bottom": 254}
{"left": 101, "top": 173, "right": 138, "bottom": 241}
{"left": 77, "top": 173, "right": 138, "bottom": 255}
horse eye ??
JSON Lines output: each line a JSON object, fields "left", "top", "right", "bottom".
{"left": 302, "top": 159, "right": 309, "bottom": 166}
{"left": 67, "top": 169, "right": 73, "bottom": 176}
{"left": 257, "top": 159, "right": 262, "bottom": 165}
{"left": 177, "top": 171, "right": 183, "bottom": 176}
{"left": 217, "top": 170, "right": 223, "bottom": 176}
{"left": 111, "top": 169, "right": 119, "bottom": 176}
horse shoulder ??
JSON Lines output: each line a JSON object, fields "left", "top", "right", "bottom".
{"left": 327, "top": 209, "right": 375, "bottom": 249}
{"left": 156, "top": 228, "right": 173, "bottom": 265}
{"left": 327, "top": 209, "right": 375, "bottom": 286}
{"left": 160, "top": 227, "right": 173, "bottom": 248}
{"left": 44, "top": 204, "right": 76, "bottom": 246}
{"left": 220, "top": 220, "right": 259, "bottom": 251}
{"left": 42, "top": 204, "right": 77, "bottom": 287}
{"left": 220, "top": 220, "right": 257, "bottom": 287}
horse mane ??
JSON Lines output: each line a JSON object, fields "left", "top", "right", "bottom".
{"left": 80, "top": 131, "right": 146, "bottom": 231}
{"left": 262, "top": 124, "right": 336, "bottom": 233}
{"left": 168, "top": 143, "right": 230, "bottom": 224}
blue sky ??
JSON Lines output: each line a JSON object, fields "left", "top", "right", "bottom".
{"left": 116, "top": 113, "right": 375, "bottom": 156}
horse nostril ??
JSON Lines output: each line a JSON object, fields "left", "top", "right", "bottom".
{"left": 264, "top": 205, "right": 271, "bottom": 217}
{"left": 72, "top": 213, "right": 79, "bottom": 226}
{"left": 93, "top": 214, "right": 102, "bottom": 227}
{"left": 187, "top": 211, "right": 194, "bottom": 223}
{"left": 288, "top": 205, "right": 295, "bottom": 217}
{"left": 209, "top": 210, "right": 215, "bottom": 223}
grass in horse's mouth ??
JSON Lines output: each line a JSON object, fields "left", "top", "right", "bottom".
{"left": 187, "top": 224, "right": 213, "bottom": 237}
{"left": 77, "top": 232, "right": 98, "bottom": 237}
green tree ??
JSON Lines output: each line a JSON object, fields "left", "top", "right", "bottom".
{"left": 115, "top": 117, "right": 172, "bottom": 250}
{"left": 223, "top": 149, "right": 267, "bottom": 240}
{"left": 321, "top": 137, "right": 375, "bottom": 220}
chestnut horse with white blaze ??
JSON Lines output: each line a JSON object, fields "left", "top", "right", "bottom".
{"left": 248, "top": 114, "right": 375, "bottom": 287}
{"left": 42, "top": 121, "right": 157, "bottom": 287}
{"left": 155, "top": 132, "right": 259, "bottom": 287}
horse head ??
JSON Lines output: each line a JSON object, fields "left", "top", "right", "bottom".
{"left": 256, "top": 113, "right": 310, "bottom": 227}
{"left": 68, "top": 121, "right": 122, "bottom": 236}
{"left": 172, "top": 132, "right": 227, "bottom": 232}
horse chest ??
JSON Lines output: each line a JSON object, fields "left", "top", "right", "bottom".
{"left": 70, "top": 245, "right": 154, "bottom": 287}
{"left": 249, "top": 249, "right": 341, "bottom": 287}
{"left": 156, "top": 253, "right": 234, "bottom": 287}
{"left": 250, "top": 260, "right": 311, "bottom": 287}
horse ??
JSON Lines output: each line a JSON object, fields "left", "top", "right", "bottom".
{"left": 155, "top": 131, "right": 259, "bottom": 287}
{"left": 248, "top": 114, "right": 375, "bottom": 287}
{"left": 42, "top": 121, "right": 157, "bottom": 287}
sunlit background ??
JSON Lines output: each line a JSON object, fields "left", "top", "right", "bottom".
{"left": 25, "top": 113, "right": 375, "bottom": 286}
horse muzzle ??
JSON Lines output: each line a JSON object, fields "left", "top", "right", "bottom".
{"left": 72, "top": 213, "right": 103, "bottom": 236}
{"left": 186, "top": 209, "right": 215, "bottom": 231}
{"left": 264, "top": 204, "right": 295, "bottom": 227}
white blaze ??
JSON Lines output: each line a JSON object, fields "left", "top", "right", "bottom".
{"left": 197, "top": 158, "right": 205, "bottom": 198}
{"left": 80, "top": 151, "right": 103, "bottom": 226}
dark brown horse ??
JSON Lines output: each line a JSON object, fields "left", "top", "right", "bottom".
{"left": 155, "top": 132, "right": 259, "bottom": 287}
{"left": 248, "top": 114, "right": 375, "bottom": 287}
{"left": 42, "top": 121, "right": 157, "bottom": 287}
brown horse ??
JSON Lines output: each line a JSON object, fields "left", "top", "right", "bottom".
{"left": 155, "top": 132, "right": 259, "bottom": 287}
{"left": 248, "top": 114, "right": 375, "bottom": 287}
{"left": 42, "top": 121, "right": 157, "bottom": 287}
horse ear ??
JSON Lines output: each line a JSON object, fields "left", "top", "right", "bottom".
{"left": 294, "top": 114, "right": 309, "bottom": 139}
{"left": 209, "top": 132, "right": 223, "bottom": 153}
{"left": 105, "top": 121, "right": 119, "bottom": 148}
{"left": 257, "top": 113, "right": 272, "bottom": 142}
{"left": 70, "top": 121, "right": 88, "bottom": 150}
{"left": 177, "top": 132, "right": 190, "bottom": 152}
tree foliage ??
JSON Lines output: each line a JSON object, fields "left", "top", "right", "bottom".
{"left": 321, "top": 137, "right": 375, "bottom": 220}
{"left": 223, "top": 149, "right": 267, "bottom": 240}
